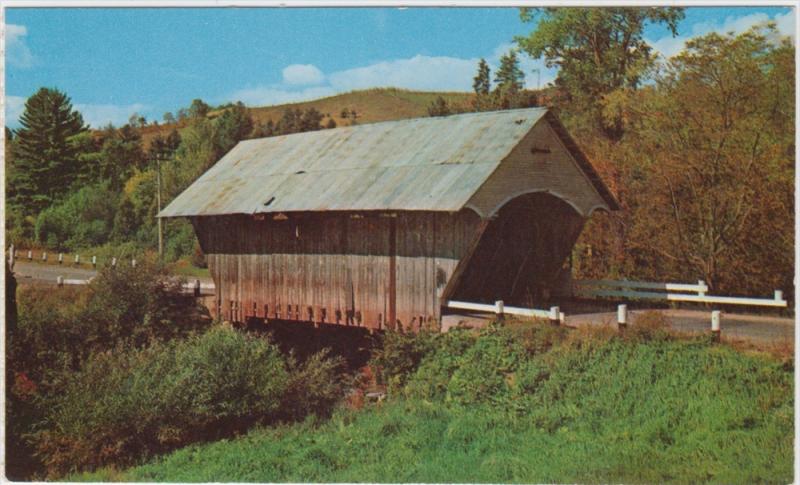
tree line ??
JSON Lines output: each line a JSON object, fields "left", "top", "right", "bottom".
{"left": 426, "top": 8, "right": 793, "bottom": 298}
{"left": 5, "top": 7, "right": 793, "bottom": 298}
{"left": 5, "top": 95, "right": 337, "bottom": 263}
{"left": 517, "top": 8, "right": 793, "bottom": 297}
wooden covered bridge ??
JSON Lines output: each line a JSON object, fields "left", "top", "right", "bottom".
{"left": 159, "top": 108, "right": 618, "bottom": 331}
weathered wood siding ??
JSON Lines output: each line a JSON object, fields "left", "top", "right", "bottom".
{"left": 193, "top": 192, "right": 586, "bottom": 329}
{"left": 192, "top": 209, "right": 481, "bottom": 330}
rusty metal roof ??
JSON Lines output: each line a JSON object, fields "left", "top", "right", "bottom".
{"left": 159, "top": 107, "right": 614, "bottom": 217}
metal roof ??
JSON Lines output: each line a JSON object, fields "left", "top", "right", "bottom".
{"left": 159, "top": 107, "right": 616, "bottom": 217}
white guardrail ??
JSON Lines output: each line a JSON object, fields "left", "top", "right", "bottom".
{"left": 574, "top": 279, "right": 787, "bottom": 308}
{"left": 445, "top": 299, "right": 565, "bottom": 323}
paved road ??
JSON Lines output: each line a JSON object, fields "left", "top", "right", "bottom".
{"left": 444, "top": 307, "right": 793, "bottom": 345}
{"left": 566, "top": 308, "right": 794, "bottom": 345}
{"left": 11, "top": 261, "right": 215, "bottom": 287}
{"left": 12, "top": 260, "right": 98, "bottom": 283}
{"left": 14, "top": 260, "right": 793, "bottom": 345}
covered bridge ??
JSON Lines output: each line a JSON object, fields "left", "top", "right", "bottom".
{"left": 160, "top": 107, "right": 618, "bottom": 331}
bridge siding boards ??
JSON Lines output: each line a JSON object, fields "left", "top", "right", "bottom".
{"left": 193, "top": 211, "right": 481, "bottom": 329}
{"left": 168, "top": 109, "right": 617, "bottom": 329}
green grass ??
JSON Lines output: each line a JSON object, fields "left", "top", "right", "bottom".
{"left": 70, "top": 326, "right": 793, "bottom": 484}
{"left": 170, "top": 258, "right": 211, "bottom": 278}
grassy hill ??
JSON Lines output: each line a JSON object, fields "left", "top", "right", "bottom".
{"left": 140, "top": 88, "right": 476, "bottom": 148}
{"left": 247, "top": 88, "right": 475, "bottom": 126}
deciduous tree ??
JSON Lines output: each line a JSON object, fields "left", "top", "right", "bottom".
{"left": 516, "top": 7, "right": 684, "bottom": 140}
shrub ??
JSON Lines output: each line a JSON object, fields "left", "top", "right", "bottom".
{"left": 7, "top": 261, "right": 213, "bottom": 478}
{"left": 625, "top": 311, "right": 673, "bottom": 342}
{"left": 34, "top": 183, "right": 118, "bottom": 251}
{"left": 6, "top": 206, "right": 35, "bottom": 247}
{"left": 33, "top": 326, "right": 291, "bottom": 477}
{"left": 164, "top": 219, "right": 197, "bottom": 262}
{"left": 445, "top": 325, "right": 526, "bottom": 405}
{"left": 280, "top": 349, "right": 346, "bottom": 422}
{"left": 369, "top": 329, "right": 437, "bottom": 392}
{"left": 80, "top": 257, "right": 211, "bottom": 349}
{"left": 405, "top": 329, "right": 476, "bottom": 400}
{"left": 503, "top": 319, "right": 570, "bottom": 355}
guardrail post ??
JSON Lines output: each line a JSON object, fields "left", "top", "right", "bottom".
{"left": 58, "top": 253, "right": 63, "bottom": 264}
{"left": 775, "top": 290, "right": 784, "bottom": 302}
{"left": 131, "top": 258, "right": 136, "bottom": 268}
{"left": 74, "top": 254, "right": 80, "bottom": 266}
{"left": 617, "top": 304, "right": 628, "bottom": 330}
{"left": 711, "top": 310, "right": 721, "bottom": 342}
{"left": 57, "top": 275, "right": 64, "bottom": 287}
{"left": 42, "top": 251, "right": 47, "bottom": 262}
{"left": 549, "top": 306, "right": 560, "bottom": 326}
{"left": 92, "top": 255, "right": 97, "bottom": 268}
{"left": 27, "top": 250, "right": 32, "bottom": 261}
{"left": 495, "top": 300, "right": 504, "bottom": 321}
{"left": 698, "top": 280, "right": 707, "bottom": 296}
{"left": 194, "top": 279, "right": 201, "bottom": 297}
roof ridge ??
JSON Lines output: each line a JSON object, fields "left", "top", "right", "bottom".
{"left": 242, "top": 106, "right": 550, "bottom": 143}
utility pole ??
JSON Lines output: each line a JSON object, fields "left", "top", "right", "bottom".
{"left": 156, "top": 153, "right": 163, "bottom": 259}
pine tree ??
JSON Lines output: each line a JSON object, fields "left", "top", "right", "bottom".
{"left": 9, "top": 87, "right": 87, "bottom": 215}
{"left": 472, "top": 58, "right": 491, "bottom": 95}
{"left": 494, "top": 51, "right": 525, "bottom": 93}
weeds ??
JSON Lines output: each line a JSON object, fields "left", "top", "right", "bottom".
{"left": 72, "top": 317, "right": 793, "bottom": 484}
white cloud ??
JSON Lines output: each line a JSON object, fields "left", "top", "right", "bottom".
{"left": 4, "top": 95, "right": 27, "bottom": 128}
{"left": 649, "top": 10, "right": 795, "bottom": 60}
{"left": 328, "top": 54, "right": 478, "bottom": 92}
{"left": 6, "top": 23, "right": 35, "bottom": 68}
{"left": 225, "top": 43, "right": 560, "bottom": 109}
{"left": 282, "top": 64, "right": 325, "bottom": 85}
{"left": 73, "top": 102, "right": 149, "bottom": 128}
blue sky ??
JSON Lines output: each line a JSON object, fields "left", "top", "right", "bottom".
{"left": 5, "top": 6, "right": 795, "bottom": 129}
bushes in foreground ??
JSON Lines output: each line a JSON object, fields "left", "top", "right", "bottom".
{"left": 76, "top": 316, "right": 792, "bottom": 484}
{"left": 32, "top": 326, "right": 344, "bottom": 477}
{"left": 10, "top": 259, "right": 210, "bottom": 391}
{"left": 8, "top": 261, "right": 210, "bottom": 479}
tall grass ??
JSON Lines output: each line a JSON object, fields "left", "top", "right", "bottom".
{"left": 74, "top": 317, "right": 793, "bottom": 484}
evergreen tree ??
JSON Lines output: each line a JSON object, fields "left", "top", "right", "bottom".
{"left": 146, "top": 128, "right": 181, "bottom": 163}
{"left": 472, "top": 58, "right": 491, "bottom": 95}
{"left": 9, "top": 87, "right": 87, "bottom": 215}
{"left": 94, "top": 124, "right": 146, "bottom": 191}
{"left": 188, "top": 98, "right": 210, "bottom": 120}
{"left": 494, "top": 51, "right": 525, "bottom": 93}
{"left": 212, "top": 102, "right": 254, "bottom": 158}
